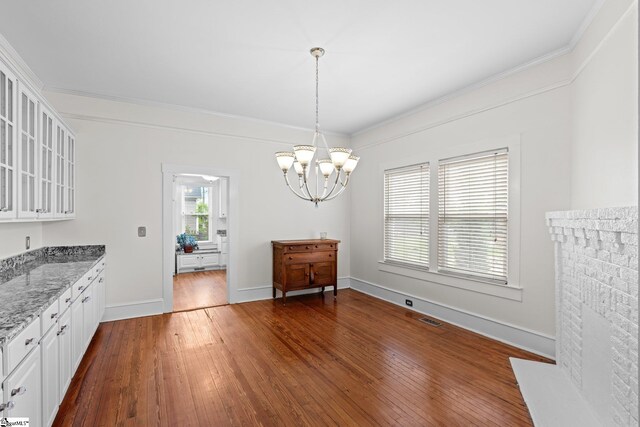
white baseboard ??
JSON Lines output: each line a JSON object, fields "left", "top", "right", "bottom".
{"left": 350, "top": 277, "right": 555, "bottom": 359}
{"left": 102, "top": 298, "right": 164, "bottom": 322}
{"left": 235, "top": 277, "right": 351, "bottom": 303}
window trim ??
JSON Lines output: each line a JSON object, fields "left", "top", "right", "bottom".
{"left": 378, "top": 134, "right": 522, "bottom": 300}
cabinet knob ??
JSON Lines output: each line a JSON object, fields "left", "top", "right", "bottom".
{"left": 289, "top": 246, "right": 293, "bottom": 250}
{"left": 82, "top": 296, "right": 90, "bottom": 303}
{"left": 11, "top": 386, "right": 26, "bottom": 397}
{"left": 315, "top": 245, "right": 318, "bottom": 248}
{"left": 78, "top": 285, "right": 85, "bottom": 291}
{"left": 0, "top": 401, "right": 15, "bottom": 411}
{"left": 329, "top": 254, "right": 332, "bottom": 257}
{"left": 57, "top": 325, "right": 68, "bottom": 336}
{"left": 288, "top": 256, "right": 292, "bottom": 260}
{"left": 51, "top": 312, "right": 58, "bottom": 319}
{"left": 24, "top": 338, "right": 34, "bottom": 346}
{"left": 305, "top": 246, "right": 309, "bottom": 249}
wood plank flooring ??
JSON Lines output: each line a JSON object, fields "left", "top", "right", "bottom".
{"left": 173, "top": 270, "right": 227, "bottom": 312}
{"left": 54, "top": 289, "right": 549, "bottom": 426}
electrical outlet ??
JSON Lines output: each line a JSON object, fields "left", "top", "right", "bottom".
{"left": 138, "top": 226, "right": 146, "bottom": 237}
{"left": 405, "top": 299, "right": 413, "bottom": 307}
{"left": 25, "top": 236, "right": 30, "bottom": 250}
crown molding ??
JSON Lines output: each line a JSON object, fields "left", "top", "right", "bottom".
{"left": 568, "top": 0, "right": 607, "bottom": 48}
{"left": 351, "top": 0, "right": 634, "bottom": 149}
{"left": 59, "top": 112, "right": 304, "bottom": 148}
{"left": 0, "top": 33, "right": 43, "bottom": 91}
{"left": 351, "top": 45, "right": 571, "bottom": 138}
{"left": 44, "top": 87, "right": 349, "bottom": 140}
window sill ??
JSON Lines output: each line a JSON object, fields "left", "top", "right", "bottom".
{"left": 377, "top": 261, "right": 523, "bottom": 301}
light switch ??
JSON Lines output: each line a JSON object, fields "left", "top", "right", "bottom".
{"left": 138, "top": 226, "right": 146, "bottom": 237}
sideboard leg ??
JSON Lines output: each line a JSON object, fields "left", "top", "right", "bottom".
{"left": 282, "top": 292, "right": 287, "bottom": 306}
{"left": 334, "top": 285, "right": 337, "bottom": 298}
{"left": 273, "top": 286, "right": 276, "bottom": 299}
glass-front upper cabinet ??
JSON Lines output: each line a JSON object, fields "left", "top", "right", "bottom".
{"left": 65, "top": 132, "right": 75, "bottom": 217}
{"left": 18, "top": 83, "right": 38, "bottom": 218}
{"left": 0, "top": 66, "right": 16, "bottom": 219}
{"left": 39, "top": 104, "right": 56, "bottom": 218}
{"left": 55, "top": 123, "right": 66, "bottom": 216}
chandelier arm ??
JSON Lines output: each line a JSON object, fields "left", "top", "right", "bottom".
{"left": 301, "top": 165, "right": 315, "bottom": 201}
{"left": 319, "top": 132, "right": 331, "bottom": 153}
{"left": 320, "top": 168, "right": 343, "bottom": 200}
{"left": 322, "top": 174, "right": 351, "bottom": 201}
{"left": 283, "top": 173, "right": 312, "bottom": 201}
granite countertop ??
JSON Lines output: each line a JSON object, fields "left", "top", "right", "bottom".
{"left": 0, "top": 245, "right": 105, "bottom": 345}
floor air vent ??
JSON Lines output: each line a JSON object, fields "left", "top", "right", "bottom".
{"left": 419, "top": 317, "right": 442, "bottom": 327}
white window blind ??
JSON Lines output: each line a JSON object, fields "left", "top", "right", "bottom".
{"left": 438, "top": 149, "right": 508, "bottom": 283}
{"left": 384, "top": 163, "right": 430, "bottom": 268}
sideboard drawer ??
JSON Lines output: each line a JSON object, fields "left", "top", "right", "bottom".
{"left": 7, "top": 317, "right": 40, "bottom": 374}
{"left": 284, "top": 251, "right": 335, "bottom": 265}
{"left": 284, "top": 242, "right": 337, "bottom": 253}
{"left": 71, "top": 269, "right": 96, "bottom": 301}
{"left": 59, "top": 287, "right": 73, "bottom": 313}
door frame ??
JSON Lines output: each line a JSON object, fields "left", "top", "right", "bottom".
{"left": 161, "top": 163, "right": 240, "bottom": 312}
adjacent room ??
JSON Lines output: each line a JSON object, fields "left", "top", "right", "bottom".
{"left": 0, "top": 1, "right": 637, "bottom": 426}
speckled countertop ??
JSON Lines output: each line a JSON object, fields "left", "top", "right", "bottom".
{"left": 0, "top": 245, "right": 105, "bottom": 345}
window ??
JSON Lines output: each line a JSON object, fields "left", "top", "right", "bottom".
{"left": 384, "top": 163, "right": 430, "bottom": 269}
{"left": 181, "top": 185, "right": 212, "bottom": 242}
{"left": 438, "top": 149, "right": 508, "bottom": 283}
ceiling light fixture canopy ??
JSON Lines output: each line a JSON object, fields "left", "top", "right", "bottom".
{"left": 275, "top": 47, "right": 359, "bottom": 206}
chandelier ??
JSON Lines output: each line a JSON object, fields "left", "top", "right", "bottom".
{"left": 275, "top": 47, "right": 359, "bottom": 206}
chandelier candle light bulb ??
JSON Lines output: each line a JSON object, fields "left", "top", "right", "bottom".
{"left": 274, "top": 47, "right": 360, "bottom": 206}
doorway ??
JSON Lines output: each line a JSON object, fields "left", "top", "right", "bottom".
{"left": 162, "top": 164, "right": 237, "bottom": 313}
{"left": 172, "top": 174, "right": 229, "bottom": 311}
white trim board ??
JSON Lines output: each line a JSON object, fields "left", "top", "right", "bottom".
{"left": 236, "top": 277, "right": 351, "bottom": 304}
{"left": 102, "top": 298, "right": 164, "bottom": 322}
{"left": 350, "top": 277, "right": 555, "bottom": 359}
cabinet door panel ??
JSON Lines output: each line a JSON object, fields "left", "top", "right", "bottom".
{"left": 58, "top": 308, "right": 72, "bottom": 400}
{"left": 55, "top": 124, "right": 66, "bottom": 215}
{"left": 4, "top": 346, "right": 41, "bottom": 426}
{"left": 42, "top": 327, "right": 59, "bottom": 427}
{"left": 71, "top": 297, "right": 84, "bottom": 371}
{"left": 200, "top": 253, "right": 219, "bottom": 267}
{"left": 0, "top": 67, "right": 16, "bottom": 219}
{"left": 311, "top": 262, "right": 335, "bottom": 286}
{"left": 38, "top": 105, "right": 56, "bottom": 218}
{"left": 65, "top": 133, "right": 75, "bottom": 216}
{"left": 179, "top": 255, "right": 199, "bottom": 268}
{"left": 285, "top": 264, "right": 309, "bottom": 289}
{"left": 82, "top": 284, "right": 96, "bottom": 348}
{"left": 17, "top": 85, "right": 37, "bottom": 218}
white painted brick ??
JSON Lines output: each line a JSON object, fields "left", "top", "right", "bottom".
{"left": 611, "top": 253, "right": 630, "bottom": 267}
{"left": 622, "top": 233, "right": 638, "bottom": 246}
{"left": 620, "top": 267, "right": 638, "bottom": 285}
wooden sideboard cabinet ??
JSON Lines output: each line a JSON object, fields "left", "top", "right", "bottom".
{"left": 272, "top": 239, "right": 340, "bottom": 305}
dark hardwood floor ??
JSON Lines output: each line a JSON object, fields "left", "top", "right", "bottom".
{"left": 54, "top": 289, "right": 548, "bottom": 426}
{"left": 173, "top": 270, "right": 227, "bottom": 312}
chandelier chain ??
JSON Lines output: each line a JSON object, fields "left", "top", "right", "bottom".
{"left": 315, "top": 55, "right": 319, "bottom": 133}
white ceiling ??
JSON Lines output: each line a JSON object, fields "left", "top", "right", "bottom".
{"left": 0, "top": 0, "right": 597, "bottom": 135}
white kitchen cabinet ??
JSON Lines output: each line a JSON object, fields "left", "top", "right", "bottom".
{"left": 82, "top": 282, "right": 97, "bottom": 348}
{"left": 3, "top": 345, "right": 41, "bottom": 427}
{"left": 54, "top": 122, "right": 66, "bottom": 217}
{"left": 38, "top": 104, "right": 56, "bottom": 219}
{"left": 177, "top": 252, "right": 220, "bottom": 273}
{"left": 0, "top": 65, "right": 17, "bottom": 220}
{"left": 96, "top": 271, "right": 106, "bottom": 323}
{"left": 218, "top": 177, "right": 228, "bottom": 218}
{"left": 70, "top": 294, "right": 84, "bottom": 372}
{"left": 64, "top": 132, "right": 75, "bottom": 218}
{"left": 57, "top": 309, "right": 72, "bottom": 401}
{"left": 41, "top": 326, "right": 59, "bottom": 427}
{"left": 17, "top": 84, "right": 38, "bottom": 219}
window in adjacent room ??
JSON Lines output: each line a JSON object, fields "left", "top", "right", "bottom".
{"left": 383, "top": 163, "right": 430, "bottom": 269}
{"left": 438, "top": 149, "right": 508, "bottom": 283}
{"left": 181, "top": 185, "right": 212, "bottom": 243}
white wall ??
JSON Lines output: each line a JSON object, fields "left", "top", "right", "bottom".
{"left": 348, "top": 0, "right": 637, "bottom": 353}
{"left": 0, "top": 222, "right": 42, "bottom": 258}
{"left": 570, "top": 0, "right": 638, "bottom": 209}
{"left": 41, "top": 92, "right": 351, "bottom": 310}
